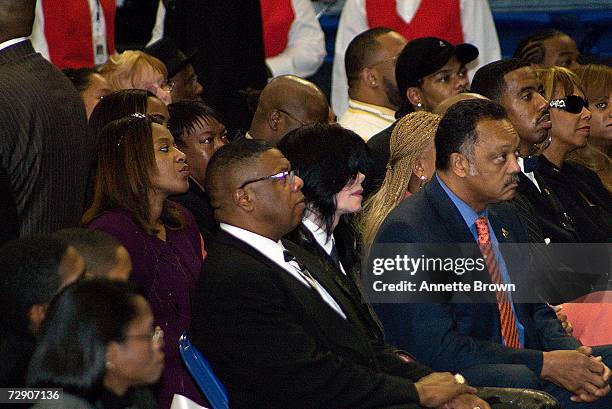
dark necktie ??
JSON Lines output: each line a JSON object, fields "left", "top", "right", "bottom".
{"left": 329, "top": 239, "right": 342, "bottom": 272}
{"left": 474, "top": 217, "right": 521, "bottom": 349}
{"left": 283, "top": 249, "right": 327, "bottom": 297}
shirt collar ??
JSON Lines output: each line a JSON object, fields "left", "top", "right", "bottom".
{"left": 220, "top": 223, "right": 286, "bottom": 262}
{"left": 436, "top": 174, "right": 488, "bottom": 233}
{"left": 302, "top": 217, "right": 333, "bottom": 253}
{"left": 347, "top": 99, "right": 396, "bottom": 121}
{"left": 0, "top": 37, "right": 27, "bottom": 52}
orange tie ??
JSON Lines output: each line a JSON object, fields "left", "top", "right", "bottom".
{"left": 474, "top": 216, "right": 521, "bottom": 349}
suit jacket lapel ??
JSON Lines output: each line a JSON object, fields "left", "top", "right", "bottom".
{"left": 212, "top": 230, "right": 372, "bottom": 356}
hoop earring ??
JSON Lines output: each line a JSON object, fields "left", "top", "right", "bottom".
{"left": 418, "top": 175, "right": 426, "bottom": 190}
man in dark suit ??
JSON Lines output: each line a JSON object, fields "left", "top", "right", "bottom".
{"left": 370, "top": 99, "right": 612, "bottom": 408}
{"left": 0, "top": 0, "right": 91, "bottom": 236}
{"left": 191, "top": 139, "right": 488, "bottom": 409}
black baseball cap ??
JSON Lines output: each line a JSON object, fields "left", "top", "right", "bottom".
{"left": 144, "top": 38, "right": 195, "bottom": 79}
{"left": 396, "top": 37, "right": 479, "bottom": 97}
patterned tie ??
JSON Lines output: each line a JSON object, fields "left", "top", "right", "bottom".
{"left": 474, "top": 216, "right": 521, "bottom": 348}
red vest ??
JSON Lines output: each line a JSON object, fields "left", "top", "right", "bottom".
{"left": 365, "top": 0, "right": 464, "bottom": 44}
{"left": 260, "top": 0, "right": 295, "bottom": 58}
{"left": 42, "top": 0, "right": 116, "bottom": 68}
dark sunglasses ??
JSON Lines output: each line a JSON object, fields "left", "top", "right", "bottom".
{"left": 548, "top": 95, "right": 588, "bottom": 114}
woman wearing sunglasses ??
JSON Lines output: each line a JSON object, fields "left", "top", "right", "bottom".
{"left": 82, "top": 114, "right": 205, "bottom": 407}
{"left": 537, "top": 67, "right": 612, "bottom": 241}
{"left": 28, "top": 279, "right": 164, "bottom": 409}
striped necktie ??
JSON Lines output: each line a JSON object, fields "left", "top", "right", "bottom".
{"left": 475, "top": 216, "right": 521, "bottom": 348}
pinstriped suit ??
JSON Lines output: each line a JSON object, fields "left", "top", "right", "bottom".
{"left": 0, "top": 40, "right": 91, "bottom": 235}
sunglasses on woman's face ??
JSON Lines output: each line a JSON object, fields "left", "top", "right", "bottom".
{"left": 548, "top": 95, "right": 588, "bottom": 114}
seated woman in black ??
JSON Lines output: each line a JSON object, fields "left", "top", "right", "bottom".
{"left": 537, "top": 66, "right": 612, "bottom": 242}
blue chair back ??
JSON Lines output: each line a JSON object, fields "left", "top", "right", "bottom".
{"left": 179, "top": 332, "right": 230, "bottom": 409}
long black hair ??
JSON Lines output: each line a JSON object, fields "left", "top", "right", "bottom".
{"left": 27, "top": 279, "right": 142, "bottom": 398}
{"left": 278, "top": 123, "right": 371, "bottom": 238}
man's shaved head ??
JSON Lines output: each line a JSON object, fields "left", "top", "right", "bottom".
{"left": 250, "top": 75, "right": 329, "bottom": 145}
{"left": 0, "top": 0, "right": 36, "bottom": 41}
{"left": 433, "top": 92, "right": 489, "bottom": 115}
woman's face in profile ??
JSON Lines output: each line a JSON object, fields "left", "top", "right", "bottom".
{"left": 334, "top": 172, "right": 366, "bottom": 217}
{"left": 549, "top": 86, "right": 591, "bottom": 151}
{"left": 150, "top": 123, "right": 190, "bottom": 197}
{"left": 106, "top": 296, "right": 164, "bottom": 389}
{"left": 134, "top": 65, "right": 172, "bottom": 106}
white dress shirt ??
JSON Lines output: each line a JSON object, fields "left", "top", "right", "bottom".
{"left": 518, "top": 157, "right": 542, "bottom": 193}
{"left": 220, "top": 223, "right": 347, "bottom": 318}
{"left": 302, "top": 217, "right": 346, "bottom": 275}
{"left": 338, "top": 99, "right": 396, "bottom": 141}
{"left": 331, "top": 0, "right": 501, "bottom": 116}
{"left": 150, "top": 0, "right": 326, "bottom": 78}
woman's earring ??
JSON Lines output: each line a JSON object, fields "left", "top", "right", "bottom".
{"left": 416, "top": 102, "right": 422, "bottom": 108}
{"left": 418, "top": 175, "right": 426, "bottom": 190}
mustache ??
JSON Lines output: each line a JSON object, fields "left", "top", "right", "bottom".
{"left": 505, "top": 174, "right": 520, "bottom": 187}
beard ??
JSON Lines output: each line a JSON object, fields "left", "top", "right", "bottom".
{"left": 383, "top": 77, "right": 402, "bottom": 109}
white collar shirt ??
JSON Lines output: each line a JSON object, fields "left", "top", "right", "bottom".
{"left": 0, "top": 37, "right": 27, "bottom": 52}
{"left": 220, "top": 223, "right": 347, "bottom": 318}
{"left": 302, "top": 218, "right": 346, "bottom": 275}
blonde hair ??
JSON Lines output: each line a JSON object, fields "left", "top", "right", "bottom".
{"left": 99, "top": 50, "right": 168, "bottom": 91}
{"left": 357, "top": 111, "right": 441, "bottom": 245}
{"left": 536, "top": 66, "right": 583, "bottom": 101}
{"left": 569, "top": 64, "right": 612, "bottom": 192}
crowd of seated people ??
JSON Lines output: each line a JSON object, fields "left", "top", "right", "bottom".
{"left": 1, "top": 0, "right": 611, "bottom": 408}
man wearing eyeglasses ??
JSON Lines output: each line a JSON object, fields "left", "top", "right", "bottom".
{"left": 338, "top": 27, "right": 407, "bottom": 141}
{"left": 191, "top": 139, "right": 495, "bottom": 409}
{"left": 247, "top": 75, "right": 329, "bottom": 145}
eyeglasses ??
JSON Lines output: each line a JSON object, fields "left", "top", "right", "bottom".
{"left": 277, "top": 109, "right": 307, "bottom": 126}
{"left": 239, "top": 170, "right": 297, "bottom": 189}
{"left": 123, "top": 326, "right": 164, "bottom": 344}
{"left": 366, "top": 55, "right": 399, "bottom": 69}
{"left": 161, "top": 80, "right": 175, "bottom": 93}
{"left": 549, "top": 95, "right": 588, "bottom": 114}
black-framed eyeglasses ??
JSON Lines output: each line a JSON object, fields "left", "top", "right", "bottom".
{"left": 549, "top": 95, "right": 588, "bottom": 114}
{"left": 239, "top": 170, "right": 297, "bottom": 189}
{"left": 277, "top": 109, "right": 307, "bottom": 126}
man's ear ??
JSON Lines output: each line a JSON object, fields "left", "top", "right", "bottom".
{"left": 361, "top": 67, "right": 378, "bottom": 88}
{"left": 27, "top": 303, "right": 48, "bottom": 335}
{"left": 449, "top": 152, "right": 469, "bottom": 178}
{"left": 233, "top": 188, "right": 255, "bottom": 212}
{"left": 406, "top": 87, "right": 422, "bottom": 109}
{"left": 268, "top": 110, "right": 281, "bottom": 131}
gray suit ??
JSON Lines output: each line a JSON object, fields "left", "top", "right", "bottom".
{"left": 0, "top": 40, "right": 91, "bottom": 235}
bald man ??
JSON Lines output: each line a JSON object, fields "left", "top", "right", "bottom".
{"left": 248, "top": 75, "right": 329, "bottom": 145}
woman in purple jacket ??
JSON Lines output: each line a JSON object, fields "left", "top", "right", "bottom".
{"left": 83, "top": 113, "right": 206, "bottom": 408}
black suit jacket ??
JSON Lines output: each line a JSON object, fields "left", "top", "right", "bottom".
{"left": 0, "top": 40, "right": 91, "bottom": 235}
{"left": 162, "top": 0, "right": 268, "bottom": 133}
{"left": 286, "top": 222, "right": 386, "bottom": 344}
{"left": 191, "top": 229, "right": 431, "bottom": 409}
{"left": 370, "top": 176, "right": 580, "bottom": 375}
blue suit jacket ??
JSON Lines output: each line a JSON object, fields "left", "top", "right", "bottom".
{"left": 370, "top": 175, "right": 580, "bottom": 376}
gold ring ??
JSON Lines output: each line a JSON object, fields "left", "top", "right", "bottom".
{"left": 454, "top": 373, "right": 466, "bottom": 384}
